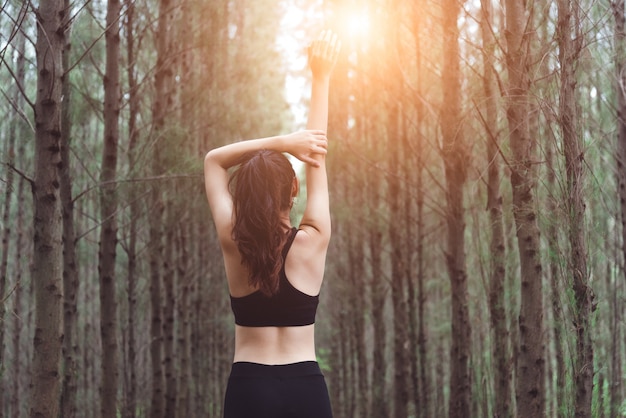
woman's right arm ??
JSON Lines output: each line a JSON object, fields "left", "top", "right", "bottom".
{"left": 298, "top": 31, "right": 340, "bottom": 244}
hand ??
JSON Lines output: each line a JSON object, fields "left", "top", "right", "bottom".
{"left": 283, "top": 130, "right": 328, "bottom": 167}
{"left": 308, "top": 30, "right": 341, "bottom": 80}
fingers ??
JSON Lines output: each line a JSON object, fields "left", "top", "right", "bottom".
{"left": 310, "top": 30, "right": 340, "bottom": 62}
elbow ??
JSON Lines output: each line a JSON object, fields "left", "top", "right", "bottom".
{"left": 204, "top": 149, "right": 219, "bottom": 171}
{"left": 205, "top": 149, "right": 216, "bottom": 163}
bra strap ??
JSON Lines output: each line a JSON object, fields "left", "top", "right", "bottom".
{"left": 281, "top": 227, "right": 298, "bottom": 258}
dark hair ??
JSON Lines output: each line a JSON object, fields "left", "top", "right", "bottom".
{"left": 229, "top": 149, "right": 296, "bottom": 296}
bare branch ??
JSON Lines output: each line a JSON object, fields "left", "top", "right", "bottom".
{"left": 5, "top": 162, "right": 34, "bottom": 187}
{"left": 72, "top": 173, "right": 202, "bottom": 204}
{"left": 0, "top": 86, "right": 35, "bottom": 131}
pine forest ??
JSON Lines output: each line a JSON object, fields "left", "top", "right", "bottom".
{"left": 0, "top": 0, "right": 625, "bottom": 417}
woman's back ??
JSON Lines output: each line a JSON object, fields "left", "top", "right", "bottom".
{"left": 227, "top": 227, "right": 327, "bottom": 365}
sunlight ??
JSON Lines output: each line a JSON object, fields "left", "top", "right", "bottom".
{"left": 346, "top": 11, "right": 370, "bottom": 39}
{"left": 332, "top": 5, "right": 374, "bottom": 46}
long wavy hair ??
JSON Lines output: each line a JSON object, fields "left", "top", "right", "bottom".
{"left": 229, "top": 149, "right": 296, "bottom": 296}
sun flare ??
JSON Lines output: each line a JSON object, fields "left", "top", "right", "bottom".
{"left": 346, "top": 11, "right": 370, "bottom": 39}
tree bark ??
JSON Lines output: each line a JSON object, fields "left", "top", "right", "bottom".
{"left": 123, "top": 1, "right": 139, "bottom": 416}
{"left": 388, "top": 103, "right": 410, "bottom": 418}
{"left": 150, "top": 0, "right": 175, "bottom": 414}
{"left": 99, "top": 0, "right": 122, "bottom": 414}
{"left": 30, "top": 0, "right": 66, "bottom": 415}
{"left": 176, "top": 226, "right": 192, "bottom": 418}
{"left": 441, "top": 0, "right": 471, "bottom": 415}
{"left": 556, "top": 1, "right": 594, "bottom": 416}
{"left": 163, "top": 227, "right": 177, "bottom": 418}
{"left": 503, "top": 0, "right": 546, "bottom": 416}
{"left": 612, "top": 0, "right": 626, "bottom": 413}
{"left": 546, "top": 120, "right": 567, "bottom": 418}
{"left": 1, "top": 10, "right": 28, "bottom": 415}
{"left": 480, "top": 0, "right": 512, "bottom": 416}
{"left": 59, "top": 0, "right": 78, "bottom": 414}
{"left": 409, "top": 5, "right": 430, "bottom": 414}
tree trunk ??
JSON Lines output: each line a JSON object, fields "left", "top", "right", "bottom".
{"left": 1, "top": 9, "right": 28, "bottom": 414}
{"left": 163, "top": 227, "right": 177, "bottom": 418}
{"left": 503, "top": 0, "right": 546, "bottom": 416}
{"left": 59, "top": 0, "right": 78, "bottom": 414}
{"left": 612, "top": 0, "right": 626, "bottom": 412}
{"left": 12, "top": 86, "right": 29, "bottom": 418}
{"left": 387, "top": 102, "right": 410, "bottom": 418}
{"left": 30, "top": 0, "right": 66, "bottom": 415}
{"left": 346, "top": 179, "right": 368, "bottom": 418}
{"left": 546, "top": 121, "right": 567, "bottom": 418}
{"left": 123, "top": 0, "right": 140, "bottom": 415}
{"left": 480, "top": 0, "right": 512, "bottom": 416}
{"left": 409, "top": 6, "right": 430, "bottom": 414}
{"left": 176, "top": 226, "right": 192, "bottom": 418}
{"left": 99, "top": 0, "right": 121, "bottom": 414}
{"left": 441, "top": 0, "right": 471, "bottom": 415}
{"left": 400, "top": 115, "right": 421, "bottom": 417}
{"left": 366, "top": 140, "right": 388, "bottom": 418}
{"left": 150, "top": 0, "right": 175, "bottom": 414}
{"left": 556, "top": 1, "right": 594, "bottom": 415}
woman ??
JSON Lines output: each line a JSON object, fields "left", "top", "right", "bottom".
{"left": 203, "top": 31, "right": 340, "bottom": 418}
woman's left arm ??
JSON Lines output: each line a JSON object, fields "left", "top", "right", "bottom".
{"left": 203, "top": 131, "right": 328, "bottom": 246}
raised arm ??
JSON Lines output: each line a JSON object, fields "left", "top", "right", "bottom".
{"left": 204, "top": 131, "right": 327, "bottom": 247}
{"left": 298, "top": 31, "right": 341, "bottom": 241}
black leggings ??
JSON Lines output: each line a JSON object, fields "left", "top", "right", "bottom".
{"left": 223, "top": 361, "right": 333, "bottom": 418}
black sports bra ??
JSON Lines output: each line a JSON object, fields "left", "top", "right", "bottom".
{"left": 229, "top": 228, "right": 319, "bottom": 327}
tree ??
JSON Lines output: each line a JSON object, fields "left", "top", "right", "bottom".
{"left": 59, "top": 0, "right": 79, "bottom": 413}
{"left": 30, "top": 0, "right": 66, "bottom": 416}
{"left": 99, "top": 0, "right": 122, "bottom": 414}
{"left": 611, "top": 0, "right": 626, "bottom": 412}
{"left": 479, "top": 0, "right": 512, "bottom": 416}
{"left": 555, "top": 1, "right": 595, "bottom": 416}
{"left": 503, "top": 0, "right": 546, "bottom": 416}
{"left": 440, "top": 0, "right": 471, "bottom": 415}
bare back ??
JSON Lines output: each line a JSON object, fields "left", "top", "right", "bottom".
{"left": 223, "top": 228, "right": 328, "bottom": 365}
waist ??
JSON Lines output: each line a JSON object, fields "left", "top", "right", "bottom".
{"left": 233, "top": 324, "right": 316, "bottom": 364}
{"left": 229, "top": 361, "right": 323, "bottom": 378}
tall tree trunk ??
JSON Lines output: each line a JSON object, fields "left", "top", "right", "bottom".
{"left": 163, "top": 227, "right": 177, "bottom": 418}
{"left": 480, "top": 0, "right": 512, "bottom": 416}
{"left": 388, "top": 103, "right": 410, "bottom": 418}
{"left": 609, "top": 242, "right": 623, "bottom": 418}
{"left": 345, "top": 175, "right": 368, "bottom": 418}
{"left": 59, "top": 0, "right": 78, "bottom": 414}
{"left": 150, "top": 0, "right": 175, "bottom": 414}
{"left": 401, "top": 116, "right": 421, "bottom": 417}
{"left": 1, "top": 8, "right": 28, "bottom": 413}
{"left": 366, "top": 138, "right": 387, "bottom": 418}
{"left": 30, "top": 0, "right": 66, "bottom": 415}
{"left": 12, "top": 82, "right": 29, "bottom": 418}
{"left": 441, "top": 0, "right": 471, "bottom": 415}
{"left": 409, "top": 5, "right": 429, "bottom": 414}
{"left": 368, "top": 205, "right": 387, "bottom": 418}
{"left": 99, "top": 0, "right": 121, "bottom": 414}
{"left": 123, "top": 1, "right": 139, "bottom": 416}
{"left": 546, "top": 119, "right": 567, "bottom": 418}
{"left": 612, "top": 0, "right": 626, "bottom": 413}
{"left": 503, "top": 0, "right": 546, "bottom": 416}
{"left": 11, "top": 156, "right": 32, "bottom": 418}
{"left": 176, "top": 226, "right": 192, "bottom": 418}
{"left": 556, "top": 1, "right": 594, "bottom": 415}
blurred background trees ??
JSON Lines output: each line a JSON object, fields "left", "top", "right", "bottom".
{"left": 0, "top": 0, "right": 624, "bottom": 417}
